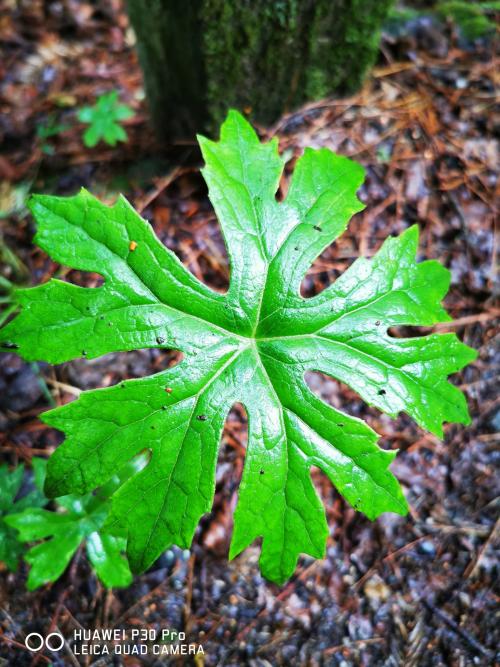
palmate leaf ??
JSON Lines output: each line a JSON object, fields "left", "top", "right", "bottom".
{"left": 77, "top": 91, "right": 133, "bottom": 148}
{"left": 6, "top": 459, "right": 133, "bottom": 590}
{"left": 0, "top": 462, "right": 47, "bottom": 572}
{"left": 0, "top": 111, "right": 476, "bottom": 584}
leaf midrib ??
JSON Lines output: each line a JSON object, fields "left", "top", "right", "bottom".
{"left": 255, "top": 347, "right": 408, "bottom": 514}
{"left": 258, "top": 333, "right": 463, "bottom": 418}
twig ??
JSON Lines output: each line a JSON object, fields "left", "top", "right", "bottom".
{"left": 136, "top": 166, "right": 189, "bottom": 214}
{"left": 463, "top": 516, "right": 500, "bottom": 579}
{"left": 60, "top": 626, "right": 80, "bottom": 667}
{"left": 234, "top": 559, "right": 321, "bottom": 642}
{"left": 183, "top": 553, "right": 196, "bottom": 637}
{"left": 0, "top": 633, "right": 51, "bottom": 664}
{"left": 434, "top": 311, "right": 500, "bottom": 330}
{"left": 45, "top": 377, "right": 82, "bottom": 397}
{"left": 422, "top": 600, "right": 493, "bottom": 658}
{"left": 354, "top": 535, "right": 432, "bottom": 591}
{"left": 31, "top": 589, "right": 69, "bottom": 667}
{"left": 112, "top": 579, "right": 169, "bottom": 628}
{"left": 324, "top": 637, "right": 386, "bottom": 655}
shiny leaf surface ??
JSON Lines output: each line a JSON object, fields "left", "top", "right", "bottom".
{"left": 6, "top": 460, "right": 132, "bottom": 590}
{"left": 0, "top": 111, "right": 476, "bottom": 584}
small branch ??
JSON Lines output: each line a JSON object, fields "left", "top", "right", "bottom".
{"left": 463, "top": 516, "right": 500, "bottom": 579}
{"left": 136, "top": 166, "right": 190, "bottom": 214}
{"left": 422, "top": 600, "right": 493, "bottom": 659}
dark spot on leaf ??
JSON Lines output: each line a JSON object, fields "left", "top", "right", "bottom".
{"left": 108, "top": 322, "right": 113, "bottom": 327}
{"left": 294, "top": 246, "right": 299, "bottom": 251}
{"left": 121, "top": 383, "right": 126, "bottom": 389}
{"left": 259, "top": 469, "right": 265, "bottom": 475}
{"left": 99, "top": 315, "right": 104, "bottom": 320}
{"left": 313, "top": 225, "right": 322, "bottom": 231}
{"left": 156, "top": 336, "right": 165, "bottom": 345}
{"left": 165, "top": 387, "right": 172, "bottom": 393}
{"left": 2, "top": 342, "right": 19, "bottom": 349}
{"left": 197, "top": 414, "right": 208, "bottom": 421}
{"left": 338, "top": 423, "right": 344, "bottom": 428}
{"left": 162, "top": 406, "right": 168, "bottom": 410}
{"left": 151, "top": 425, "right": 155, "bottom": 430}
{"left": 375, "top": 320, "right": 381, "bottom": 326}
{"left": 82, "top": 350, "right": 87, "bottom": 356}
{"left": 378, "top": 389, "right": 386, "bottom": 395}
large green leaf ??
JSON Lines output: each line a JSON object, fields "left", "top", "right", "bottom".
{"left": 0, "top": 110, "right": 476, "bottom": 584}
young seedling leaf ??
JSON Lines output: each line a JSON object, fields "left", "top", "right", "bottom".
{"left": 77, "top": 90, "right": 134, "bottom": 148}
{"left": 0, "top": 462, "right": 47, "bottom": 571}
{"left": 6, "top": 459, "right": 133, "bottom": 590}
{"left": 0, "top": 110, "right": 476, "bottom": 584}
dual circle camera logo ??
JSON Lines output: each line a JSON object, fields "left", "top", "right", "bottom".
{"left": 25, "top": 632, "right": 64, "bottom": 652}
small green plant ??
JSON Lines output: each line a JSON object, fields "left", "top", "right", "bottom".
{"left": 36, "top": 115, "right": 69, "bottom": 155}
{"left": 386, "top": 2, "right": 499, "bottom": 40}
{"left": 438, "top": 1, "right": 498, "bottom": 39}
{"left": 0, "top": 460, "right": 47, "bottom": 572}
{"left": 6, "top": 459, "right": 133, "bottom": 590}
{"left": 384, "top": 6, "right": 422, "bottom": 37}
{"left": 0, "top": 234, "right": 30, "bottom": 328}
{"left": 77, "top": 91, "right": 134, "bottom": 148}
{"left": 376, "top": 144, "right": 392, "bottom": 164}
{"left": 0, "top": 111, "right": 476, "bottom": 584}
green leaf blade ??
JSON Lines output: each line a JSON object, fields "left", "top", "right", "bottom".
{"left": 1, "top": 110, "right": 476, "bottom": 584}
{"left": 25, "top": 530, "right": 82, "bottom": 591}
{"left": 78, "top": 91, "right": 134, "bottom": 148}
{"left": 5, "top": 508, "right": 77, "bottom": 541}
{"left": 86, "top": 532, "right": 132, "bottom": 588}
{"left": 0, "top": 464, "right": 24, "bottom": 511}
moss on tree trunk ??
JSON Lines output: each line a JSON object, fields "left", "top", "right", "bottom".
{"left": 127, "top": 0, "right": 393, "bottom": 142}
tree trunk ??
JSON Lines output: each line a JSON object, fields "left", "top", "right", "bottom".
{"left": 126, "top": 0, "right": 393, "bottom": 142}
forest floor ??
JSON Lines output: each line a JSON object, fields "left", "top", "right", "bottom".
{"left": 0, "top": 2, "right": 498, "bottom": 666}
